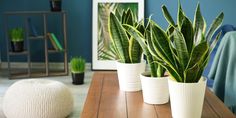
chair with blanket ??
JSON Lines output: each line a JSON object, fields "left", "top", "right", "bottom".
{"left": 208, "top": 31, "right": 236, "bottom": 114}
{"left": 203, "top": 24, "right": 236, "bottom": 87}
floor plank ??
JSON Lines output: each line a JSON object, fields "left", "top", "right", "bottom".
{"left": 98, "top": 73, "right": 127, "bottom": 118}
{"left": 80, "top": 72, "right": 104, "bottom": 118}
{"left": 205, "top": 89, "right": 236, "bottom": 118}
{"left": 126, "top": 91, "right": 157, "bottom": 118}
{"left": 202, "top": 97, "right": 219, "bottom": 118}
{"left": 154, "top": 102, "right": 172, "bottom": 118}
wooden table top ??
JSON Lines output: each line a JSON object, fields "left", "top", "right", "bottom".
{"left": 81, "top": 72, "right": 235, "bottom": 118}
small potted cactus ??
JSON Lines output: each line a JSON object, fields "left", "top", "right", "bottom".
{"left": 70, "top": 56, "right": 86, "bottom": 85}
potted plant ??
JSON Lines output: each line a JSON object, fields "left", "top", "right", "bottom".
{"left": 140, "top": 2, "right": 223, "bottom": 118}
{"left": 108, "top": 9, "right": 146, "bottom": 92}
{"left": 70, "top": 57, "right": 86, "bottom": 85}
{"left": 9, "top": 27, "right": 24, "bottom": 52}
{"left": 124, "top": 20, "right": 169, "bottom": 104}
{"left": 50, "top": 0, "right": 62, "bottom": 12}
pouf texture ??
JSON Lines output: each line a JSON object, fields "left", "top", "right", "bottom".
{"left": 3, "top": 79, "right": 74, "bottom": 118}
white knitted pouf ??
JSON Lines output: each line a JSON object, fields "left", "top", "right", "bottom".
{"left": 3, "top": 79, "right": 74, "bottom": 118}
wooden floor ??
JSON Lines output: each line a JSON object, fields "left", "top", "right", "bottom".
{"left": 81, "top": 72, "right": 236, "bottom": 118}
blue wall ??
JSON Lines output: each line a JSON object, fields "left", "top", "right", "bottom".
{"left": 0, "top": 0, "right": 236, "bottom": 62}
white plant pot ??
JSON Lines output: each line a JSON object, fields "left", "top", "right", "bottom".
{"left": 140, "top": 72, "right": 169, "bottom": 104}
{"left": 168, "top": 77, "right": 207, "bottom": 118}
{"left": 116, "top": 61, "right": 145, "bottom": 92}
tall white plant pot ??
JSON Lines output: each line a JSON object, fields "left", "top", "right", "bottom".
{"left": 116, "top": 61, "right": 145, "bottom": 92}
{"left": 140, "top": 72, "right": 169, "bottom": 104}
{"left": 168, "top": 77, "right": 207, "bottom": 118}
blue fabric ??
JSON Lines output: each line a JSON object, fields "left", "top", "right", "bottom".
{"left": 203, "top": 24, "right": 236, "bottom": 87}
{"left": 208, "top": 31, "right": 236, "bottom": 114}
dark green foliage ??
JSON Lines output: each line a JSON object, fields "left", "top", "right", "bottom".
{"left": 148, "top": 2, "right": 224, "bottom": 83}
{"left": 108, "top": 9, "right": 143, "bottom": 63}
{"left": 70, "top": 57, "right": 86, "bottom": 73}
{"left": 9, "top": 27, "right": 24, "bottom": 42}
{"left": 123, "top": 2, "right": 224, "bottom": 82}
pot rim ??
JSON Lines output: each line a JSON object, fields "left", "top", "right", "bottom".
{"left": 116, "top": 60, "right": 146, "bottom": 65}
{"left": 140, "top": 71, "right": 169, "bottom": 80}
{"left": 168, "top": 77, "right": 207, "bottom": 84}
{"left": 71, "top": 72, "right": 84, "bottom": 74}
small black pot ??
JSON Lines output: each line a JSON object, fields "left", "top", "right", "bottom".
{"left": 50, "top": 0, "right": 62, "bottom": 12}
{"left": 71, "top": 72, "right": 84, "bottom": 85}
{"left": 11, "top": 41, "right": 24, "bottom": 52}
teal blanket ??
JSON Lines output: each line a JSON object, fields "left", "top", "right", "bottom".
{"left": 208, "top": 31, "right": 236, "bottom": 114}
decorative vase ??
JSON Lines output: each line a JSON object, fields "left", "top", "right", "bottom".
{"left": 11, "top": 41, "right": 24, "bottom": 52}
{"left": 140, "top": 72, "right": 169, "bottom": 104}
{"left": 71, "top": 72, "right": 84, "bottom": 85}
{"left": 168, "top": 77, "right": 207, "bottom": 118}
{"left": 50, "top": 0, "right": 62, "bottom": 12}
{"left": 116, "top": 61, "right": 145, "bottom": 92}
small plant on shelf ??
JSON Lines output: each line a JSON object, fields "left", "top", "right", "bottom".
{"left": 50, "top": 0, "right": 62, "bottom": 12}
{"left": 9, "top": 27, "right": 24, "bottom": 52}
{"left": 70, "top": 56, "right": 86, "bottom": 85}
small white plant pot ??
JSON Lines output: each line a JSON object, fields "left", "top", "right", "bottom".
{"left": 140, "top": 72, "right": 169, "bottom": 104}
{"left": 168, "top": 77, "right": 207, "bottom": 118}
{"left": 116, "top": 61, "right": 145, "bottom": 92}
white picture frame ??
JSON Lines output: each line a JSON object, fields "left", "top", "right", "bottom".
{"left": 92, "top": 0, "right": 144, "bottom": 70}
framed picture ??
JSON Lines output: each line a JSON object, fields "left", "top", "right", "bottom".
{"left": 92, "top": 0, "right": 144, "bottom": 70}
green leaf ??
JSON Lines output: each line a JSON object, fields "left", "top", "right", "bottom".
{"left": 149, "top": 58, "right": 158, "bottom": 77}
{"left": 194, "top": 28, "right": 203, "bottom": 45}
{"left": 185, "top": 42, "right": 209, "bottom": 83}
{"left": 194, "top": 67, "right": 205, "bottom": 82}
{"left": 193, "top": 3, "right": 206, "bottom": 34}
{"left": 184, "top": 63, "right": 199, "bottom": 83}
{"left": 136, "top": 21, "right": 145, "bottom": 34}
{"left": 210, "top": 31, "right": 221, "bottom": 53}
{"left": 181, "top": 17, "right": 194, "bottom": 53}
{"left": 162, "top": 5, "right": 176, "bottom": 26}
{"left": 171, "top": 28, "right": 189, "bottom": 70}
{"left": 200, "top": 49, "right": 210, "bottom": 69}
{"left": 121, "top": 10, "right": 126, "bottom": 23}
{"left": 109, "top": 12, "right": 130, "bottom": 63}
{"left": 157, "top": 64, "right": 165, "bottom": 77}
{"left": 162, "top": 63, "right": 183, "bottom": 82}
{"left": 115, "top": 8, "right": 122, "bottom": 21}
{"left": 206, "top": 12, "right": 224, "bottom": 42}
{"left": 147, "top": 32, "right": 163, "bottom": 62}
{"left": 187, "top": 41, "right": 208, "bottom": 68}
{"left": 129, "top": 37, "right": 142, "bottom": 63}
{"left": 151, "top": 22, "right": 176, "bottom": 66}
{"left": 124, "top": 24, "right": 158, "bottom": 77}
{"left": 121, "top": 9, "right": 134, "bottom": 26}
{"left": 177, "top": 1, "right": 185, "bottom": 29}
{"left": 166, "top": 25, "right": 175, "bottom": 36}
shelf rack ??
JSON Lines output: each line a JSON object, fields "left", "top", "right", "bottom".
{"left": 4, "top": 11, "right": 68, "bottom": 79}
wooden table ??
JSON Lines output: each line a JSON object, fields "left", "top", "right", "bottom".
{"left": 81, "top": 72, "right": 235, "bottom": 118}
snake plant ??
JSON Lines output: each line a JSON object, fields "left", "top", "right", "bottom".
{"left": 124, "top": 19, "right": 165, "bottom": 77}
{"left": 125, "top": 2, "right": 224, "bottom": 83}
{"left": 108, "top": 9, "right": 143, "bottom": 63}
